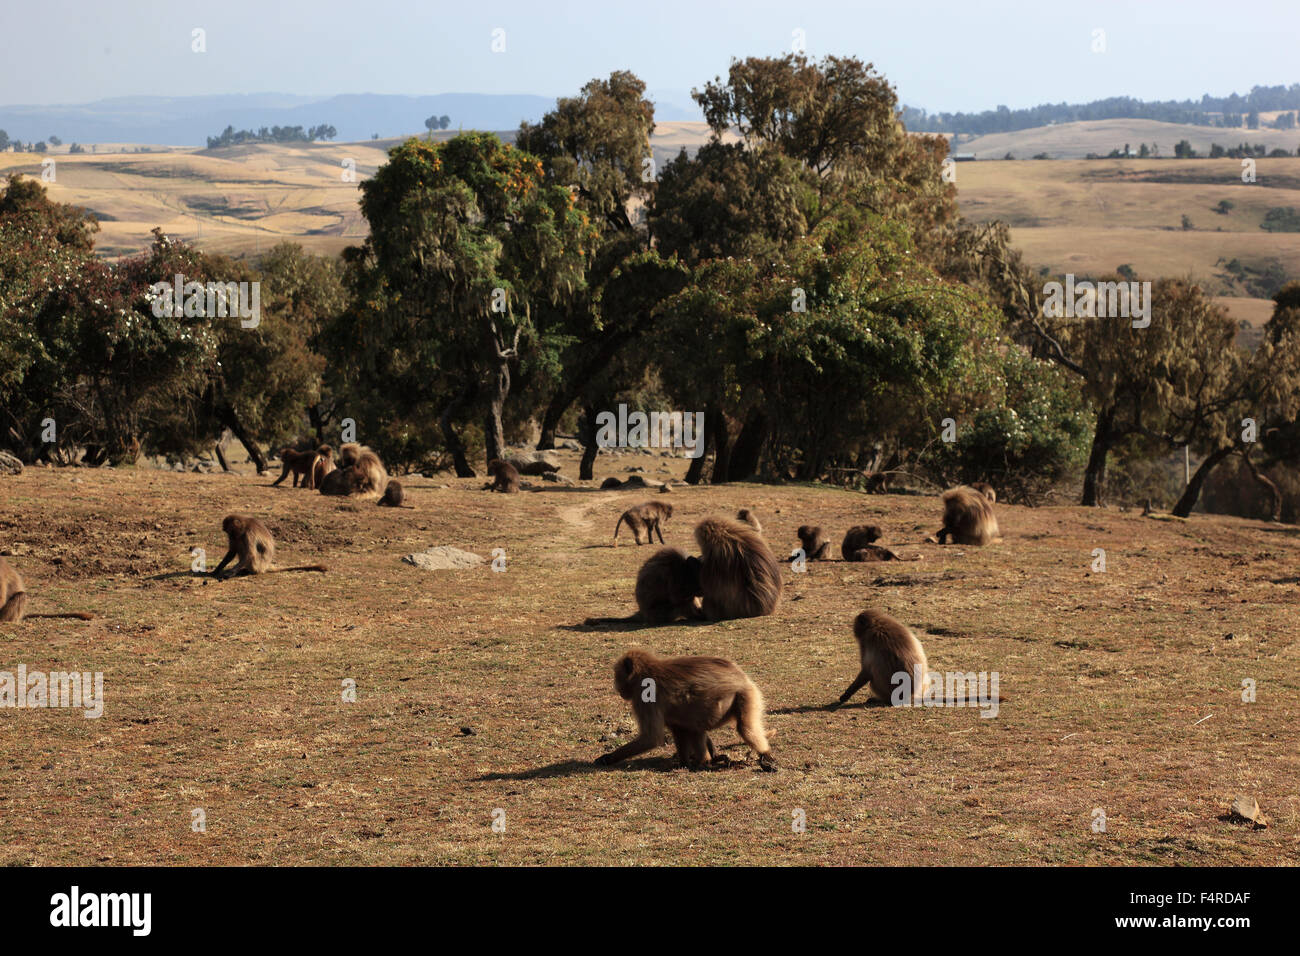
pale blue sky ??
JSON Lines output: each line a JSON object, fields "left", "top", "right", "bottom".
{"left": 0, "top": 0, "right": 1295, "bottom": 112}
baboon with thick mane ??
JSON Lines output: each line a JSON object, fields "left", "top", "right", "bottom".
{"left": 484, "top": 459, "right": 520, "bottom": 494}
{"left": 694, "top": 517, "right": 782, "bottom": 620}
{"left": 840, "top": 524, "right": 883, "bottom": 560}
{"left": 211, "top": 515, "right": 327, "bottom": 580}
{"left": 273, "top": 447, "right": 320, "bottom": 489}
{"left": 0, "top": 556, "right": 93, "bottom": 621}
{"left": 832, "top": 609, "right": 928, "bottom": 707}
{"left": 935, "top": 486, "right": 999, "bottom": 545}
{"left": 584, "top": 548, "right": 702, "bottom": 625}
{"left": 792, "top": 525, "right": 831, "bottom": 561}
{"left": 319, "top": 443, "right": 387, "bottom": 499}
{"left": 614, "top": 501, "right": 673, "bottom": 545}
{"left": 595, "top": 647, "right": 776, "bottom": 771}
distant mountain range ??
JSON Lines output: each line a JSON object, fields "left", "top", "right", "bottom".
{"left": 0, "top": 92, "right": 703, "bottom": 146}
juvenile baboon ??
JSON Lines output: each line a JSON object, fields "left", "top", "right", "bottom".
{"left": 319, "top": 443, "right": 387, "bottom": 499}
{"left": 0, "top": 556, "right": 93, "bottom": 621}
{"left": 614, "top": 501, "right": 673, "bottom": 545}
{"left": 832, "top": 609, "right": 928, "bottom": 708}
{"left": 483, "top": 459, "right": 520, "bottom": 494}
{"left": 840, "top": 524, "right": 883, "bottom": 560}
{"left": 312, "top": 445, "right": 335, "bottom": 488}
{"left": 595, "top": 647, "right": 776, "bottom": 771}
{"left": 970, "top": 481, "right": 996, "bottom": 503}
{"left": 791, "top": 525, "right": 831, "bottom": 561}
{"left": 935, "top": 486, "right": 999, "bottom": 545}
{"left": 694, "top": 517, "right": 783, "bottom": 620}
{"left": 864, "top": 472, "right": 890, "bottom": 494}
{"left": 584, "top": 548, "right": 703, "bottom": 625}
{"left": 377, "top": 479, "right": 414, "bottom": 508}
{"left": 736, "top": 509, "right": 762, "bottom": 533}
{"left": 211, "top": 515, "right": 327, "bottom": 580}
{"left": 600, "top": 477, "right": 624, "bottom": 490}
{"left": 272, "top": 447, "right": 319, "bottom": 489}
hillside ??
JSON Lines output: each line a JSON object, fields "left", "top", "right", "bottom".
{"left": 955, "top": 118, "right": 1300, "bottom": 160}
{"left": 1, "top": 455, "right": 1295, "bottom": 865}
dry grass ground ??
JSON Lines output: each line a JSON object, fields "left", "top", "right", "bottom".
{"left": 1, "top": 450, "right": 1297, "bottom": 865}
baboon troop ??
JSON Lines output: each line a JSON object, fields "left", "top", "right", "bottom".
{"left": 736, "top": 508, "right": 762, "bottom": 533}
{"left": 935, "top": 486, "right": 999, "bottom": 545}
{"left": 211, "top": 515, "right": 327, "bottom": 580}
{"left": 484, "top": 459, "right": 521, "bottom": 494}
{"left": 614, "top": 501, "right": 673, "bottom": 545}
{"left": 319, "top": 443, "right": 388, "bottom": 499}
{"left": 595, "top": 647, "right": 776, "bottom": 771}
{"left": 585, "top": 547, "right": 702, "bottom": 625}
{"left": 0, "top": 556, "right": 93, "bottom": 622}
{"left": 793, "top": 525, "right": 831, "bottom": 561}
{"left": 839, "top": 524, "right": 883, "bottom": 560}
{"left": 970, "top": 481, "right": 996, "bottom": 503}
{"left": 378, "top": 479, "right": 413, "bottom": 508}
{"left": 273, "top": 447, "right": 321, "bottom": 489}
{"left": 833, "top": 609, "right": 928, "bottom": 708}
{"left": 694, "top": 517, "right": 783, "bottom": 620}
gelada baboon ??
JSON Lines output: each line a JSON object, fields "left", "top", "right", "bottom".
{"left": 614, "top": 501, "right": 673, "bottom": 545}
{"left": 0, "top": 556, "right": 93, "bottom": 621}
{"left": 512, "top": 457, "right": 559, "bottom": 476}
{"left": 864, "top": 472, "right": 890, "bottom": 494}
{"left": 584, "top": 548, "right": 702, "bottom": 625}
{"left": 970, "top": 481, "right": 996, "bottom": 503}
{"left": 935, "top": 486, "right": 999, "bottom": 545}
{"left": 840, "top": 524, "right": 883, "bottom": 560}
{"left": 312, "top": 445, "right": 335, "bottom": 488}
{"left": 211, "top": 516, "right": 327, "bottom": 580}
{"left": 483, "top": 459, "right": 520, "bottom": 494}
{"left": 846, "top": 544, "right": 919, "bottom": 562}
{"left": 736, "top": 508, "right": 762, "bottom": 533}
{"left": 377, "top": 479, "right": 413, "bottom": 508}
{"left": 319, "top": 443, "right": 387, "bottom": 499}
{"left": 273, "top": 447, "right": 320, "bottom": 489}
{"left": 694, "top": 517, "right": 782, "bottom": 620}
{"left": 831, "top": 609, "right": 928, "bottom": 708}
{"left": 595, "top": 647, "right": 776, "bottom": 771}
{"left": 791, "top": 525, "right": 831, "bottom": 562}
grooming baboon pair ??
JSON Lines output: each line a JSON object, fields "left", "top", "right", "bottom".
{"left": 593, "top": 607, "right": 944, "bottom": 772}
{"left": 589, "top": 515, "right": 781, "bottom": 624}
{"left": 277, "top": 442, "right": 406, "bottom": 505}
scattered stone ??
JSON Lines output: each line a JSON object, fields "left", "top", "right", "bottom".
{"left": 0, "top": 451, "right": 23, "bottom": 476}
{"left": 542, "top": 471, "right": 574, "bottom": 485}
{"left": 401, "top": 546, "right": 486, "bottom": 571}
{"left": 659, "top": 483, "right": 671, "bottom": 493}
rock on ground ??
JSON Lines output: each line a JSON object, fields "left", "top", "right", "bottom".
{"left": 402, "top": 546, "right": 486, "bottom": 570}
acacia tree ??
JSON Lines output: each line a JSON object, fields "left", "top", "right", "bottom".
{"left": 333, "top": 133, "right": 596, "bottom": 473}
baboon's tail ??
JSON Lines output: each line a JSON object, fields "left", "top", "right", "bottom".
{"left": 0, "top": 591, "right": 29, "bottom": 622}
{"left": 272, "top": 565, "right": 328, "bottom": 574}
{"left": 733, "top": 682, "right": 771, "bottom": 756}
{"left": 25, "top": 611, "right": 94, "bottom": 621}
{"left": 613, "top": 515, "right": 627, "bottom": 540}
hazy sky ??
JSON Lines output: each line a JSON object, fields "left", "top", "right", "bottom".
{"left": 1, "top": 0, "right": 1295, "bottom": 112}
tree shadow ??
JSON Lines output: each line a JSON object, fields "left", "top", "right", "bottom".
{"left": 770, "top": 699, "right": 891, "bottom": 716}
{"left": 561, "top": 617, "right": 712, "bottom": 633}
{"left": 143, "top": 570, "right": 215, "bottom": 582}
{"left": 473, "top": 756, "right": 682, "bottom": 781}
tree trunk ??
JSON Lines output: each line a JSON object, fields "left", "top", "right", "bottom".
{"left": 1081, "top": 407, "right": 1117, "bottom": 507}
{"left": 1238, "top": 449, "right": 1281, "bottom": 521}
{"left": 307, "top": 403, "right": 327, "bottom": 444}
{"left": 214, "top": 441, "right": 230, "bottom": 472}
{"left": 222, "top": 407, "right": 267, "bottom": 473}
{"left": 440, "top": 384, "right": 477, "bottom": 478}
{"left": 727, "top": 407, "right": 768, "bottom": 481}
{"left": 710, "top": 410, "right": 732, "bottom": 484}
{"left": 1172, "top": 446, "right": 1234, "bottom": 517}
{"left": 484, "top": 358, "right": 510, "bottom": 464}
{"left": 579, "top": 401, "right": 600, "bottom": 481}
